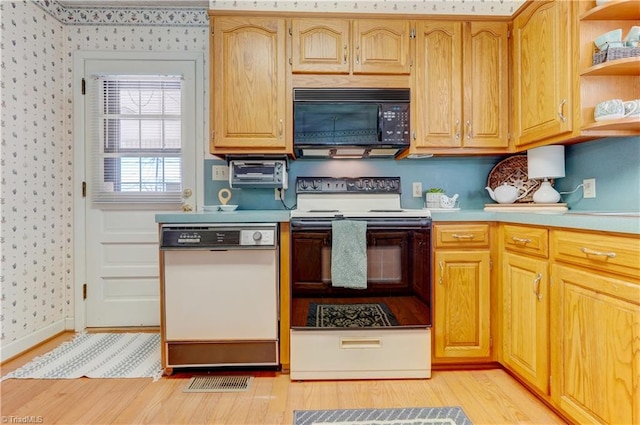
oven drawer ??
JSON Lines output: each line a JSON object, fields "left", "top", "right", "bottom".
{"left": 290, "top": 328, "right": 431, "bottom": 380}
{"left": 434, "top": 224, "right": 490, "bottom": 248}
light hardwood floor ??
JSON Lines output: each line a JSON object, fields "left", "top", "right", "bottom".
{"left": 1, "top": 332, "right": 568, "bottom": 425}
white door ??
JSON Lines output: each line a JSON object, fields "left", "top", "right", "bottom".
{"left": 77, "top": 54, "right": 202, "bottom": 327}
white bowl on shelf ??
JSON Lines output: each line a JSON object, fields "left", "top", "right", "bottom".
{"left": 201, "top": 205, "right": 220, "bottom": 212}
{"left": 219, "top": 205, "right": 238, "bottom": 212}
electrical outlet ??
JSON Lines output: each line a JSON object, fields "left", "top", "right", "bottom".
{"left": 412, "top": 182, "right": 423, "bottom": 198}
{"left": 583, "top": 178, "right": 596, "bottom": 198}
{"left": 275, "top": 188, "right": 283, "bottom": 200}
{"left": 212, "top": 165, "right": 228, "bottom": 181}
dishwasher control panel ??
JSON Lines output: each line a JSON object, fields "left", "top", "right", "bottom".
{"left": 161, "top": 224, "right": 277, "bottom": 249}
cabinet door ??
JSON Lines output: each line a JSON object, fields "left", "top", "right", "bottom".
{"left": 502, "top": 252, "right": 549, "bottom": 394}
{"left": 414, "top": 21, "right": 462, "bottom": 148}
{"left": 551, "top": 264, "right": 640, "bottom": 425}
{"left": 291, "top": 18, "right": 350, "bottom": 74}
{"left": 512, "top": 1, "right": 573, "bottom": 146}
{"left": 353, "top": 19, "right": 411, "bottom": 75}
{"left": 211, "top": 17, "right": 287, "bottom": 151}
{"left": 434, "top": 250, "right": 491, "bottom": 359}
{"left": 464, "top": 22, "right": 509, "bottom": 148}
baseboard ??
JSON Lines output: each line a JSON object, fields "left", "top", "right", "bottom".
{"left": 0, "top": 319, "right": 66, "bottom": 362}
{"left": 65, "top": 317, "right": 75, "bottom": 330}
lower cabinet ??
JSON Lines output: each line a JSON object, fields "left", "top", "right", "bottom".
{"left": 433, "top": 224, "right": 492, "bottom": 363}
{"left": 500, "top": 224, "right": 550, "bottom": 395}
{"left": 550, "top": 228, "right": 640, "bottom": 425}
{"left": 551, "top": 264, "right": 640, "bottom": 424}
{"left": 501, "top": 251, "right": 549, "bottom": 395}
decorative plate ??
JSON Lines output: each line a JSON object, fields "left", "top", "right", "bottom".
{"left": 487, "top": 155, "right": 553, "bottom": 204}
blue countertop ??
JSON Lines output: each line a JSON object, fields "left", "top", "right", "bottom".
{"left": 156, "top": 210, "right": 640, "bottom": 235}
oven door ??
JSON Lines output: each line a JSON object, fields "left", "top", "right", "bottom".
{"left": 290, "top": 218, "right": 431, "bottom": 328}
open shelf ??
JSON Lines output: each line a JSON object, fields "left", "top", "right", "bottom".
{"left": 581, "top": 117, "right": 640, "bottom": 134}
{"left": 580, "top": 0, "right": 640, "bottom": 21}
{"left": 581, "top": 57, "right": 640, "bottom": 75}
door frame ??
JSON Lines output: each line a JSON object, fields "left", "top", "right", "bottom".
{"left": 72, "top": 51, "right": 205, "bottom": 331}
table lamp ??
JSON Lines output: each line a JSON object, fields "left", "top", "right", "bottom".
{"left": 527, "top": 145, "right": 565, "bottom": 204}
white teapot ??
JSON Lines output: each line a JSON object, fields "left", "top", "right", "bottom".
{"left": 485, "top": 183, "right": 525, "bottom": 204}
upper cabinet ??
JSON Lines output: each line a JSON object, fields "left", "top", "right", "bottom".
{"left": 210, "top": 16, "right": 291, "bottom": 154}
{"left": 512, "top": 0, "right": 576, "bottom": 148}
{"left": 577, "top": 0, "right": 640, "bottom": 136}
{"left": 412, "top": 21, "right": 509, "bottom": 154}
{"left": 290, "top": 18, "right": 412, "bottom": 75}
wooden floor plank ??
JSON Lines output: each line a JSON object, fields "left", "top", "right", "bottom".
{"left": 0, "top": 333, "right": 568, "bottom": 425}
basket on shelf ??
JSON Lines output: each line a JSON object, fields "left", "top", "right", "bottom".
{"left": 593, "top": 44, "right": 640, "bottom": 66}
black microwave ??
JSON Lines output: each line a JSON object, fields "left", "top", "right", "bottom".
{"left": 293, "top": 88, "right": 410, "bottom": 159}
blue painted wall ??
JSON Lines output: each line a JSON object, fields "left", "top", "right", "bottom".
{"left": 558, "top": 136, "right": 640, "bottom": 212}
{"left": 204, "top": 136, "right": 640, "bottom": 212}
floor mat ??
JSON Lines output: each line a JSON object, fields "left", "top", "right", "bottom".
{"left": 306, "top": 302, "right": 399, "bottom": 327}
{"left": 1, "top": 332, "right": 162, "bottom": 382}
{"left": 293, "top": 407, "right": 473, "bottom": 425}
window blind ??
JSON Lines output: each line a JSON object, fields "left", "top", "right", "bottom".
{"left": 89, "top": 74, "right": 184, "bottom": 205}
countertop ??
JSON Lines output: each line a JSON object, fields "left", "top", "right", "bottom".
{"left": 156, "top": 210, "right": 640, "bottom": 235}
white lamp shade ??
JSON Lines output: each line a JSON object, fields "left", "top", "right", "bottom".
{"left": 527, "top": 145, "right": 566, "bottom": 180}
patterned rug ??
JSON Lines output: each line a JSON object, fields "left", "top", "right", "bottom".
{"left": 1, "top": 332, "right": 162, "bottom": 382}
{"left": 306, "top": 303, "right": 399, "bottom": 327}
{"left": 294, "top": 407, "right": 473, "bottom": 425}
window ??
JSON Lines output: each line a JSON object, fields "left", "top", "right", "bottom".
{"left": 90, "top": 75, "right": 184, "bottom": 204}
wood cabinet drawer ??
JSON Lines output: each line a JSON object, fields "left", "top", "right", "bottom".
{"left": 551, "top": 230, "right": 640, "bottom": 279}
{"left": 434, "top": 224, "right": 490, "bottom": 248}
{"left": 502, "top": 224, "right": 548, "bottom": 258}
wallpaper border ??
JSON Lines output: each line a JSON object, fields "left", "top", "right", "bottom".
{"left": 33, "top": 0, "right": 209, "bottom": 27}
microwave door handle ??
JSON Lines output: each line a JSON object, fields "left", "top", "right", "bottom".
{"left": 377, "top": 104, "right": 383, "bottom": 141}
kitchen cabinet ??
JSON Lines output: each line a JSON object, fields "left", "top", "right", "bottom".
{"left": 290, "top": 18, "right": 411, "bottom": 75}
{"left": 500, "top": 224, "right": 550, "bottom": 395}
{"left": 209, "top": 16, "right": 291, "bottom": 154}
{"left": 512, "top": 0, "right": 577, "bottom": 148}
{"left": 412, "top": 21, "right": 509, "bottom": 154}
{"left": 433, "top": 223, "right": 492, "bottom": 363}
{"left": 577, "top": 1, "right": 640, "bottom": 137}
{"left": 550, "top": 229, "right": 640, "bottom": 424}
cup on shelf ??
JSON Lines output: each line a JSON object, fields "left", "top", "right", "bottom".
{"left": 624, "top": 99, "right": 640, "bottom": 118}
{"left": 594, "top": 98, "right": 638, "bottom": 121}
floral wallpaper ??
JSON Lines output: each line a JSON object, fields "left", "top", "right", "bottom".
{"left": 1, "top": 0, "right": 67, "bottom": 352}
{"left": 209, "top": 0, "right": 527, "bottom": 16}
{"left": 0, "top": 0, "right": 208, "bottom": 359}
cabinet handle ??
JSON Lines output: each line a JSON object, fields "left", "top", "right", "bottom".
{"left": 455, "top": 119, "right": 460, "bottom": 140}
{"left": 532, "top": 273, "right": 543, "bottom": 301}
{"left": 343, "top": 45, "right": 348, "bottom": 64}
{"left": 452, "top": 233, "right": 475, "bottom": 240}
{"left": 511, "top": 236, "right": 532, "bottom": 244}
{"left": 581, "top": 247, "right": 616, "bottom": 258}
{"left": 356, "top": 45, "right": 360, "bottom": 64}
{"left": 466, "top": 120, "right": 472, "bottom": 140}
{"left": 558, "top": 99, "right": 567, "bottom": 123}
{"left": 438, "top": 261, "right": 444, "bottom": 285}
{"left": 412, "top": 131, "right": 417, "bottom": 140}
{"left": 278, "top": 119, "right": 283, "bottom": 137}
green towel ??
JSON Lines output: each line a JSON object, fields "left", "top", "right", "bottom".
{"left": 331, "top": 220, "right": 367, "bottom": 289}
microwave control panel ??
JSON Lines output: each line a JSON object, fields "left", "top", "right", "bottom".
{"left": 380, "top": 104, "right": 410, "bottom": 143}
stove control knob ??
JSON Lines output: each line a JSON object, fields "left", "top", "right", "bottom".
{"left": 252, "top": 231, "right": 263, "bottom": 242}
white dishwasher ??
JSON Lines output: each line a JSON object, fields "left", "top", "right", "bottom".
{"left": 160, "top": 223, "right": 279, "bottom": 371}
